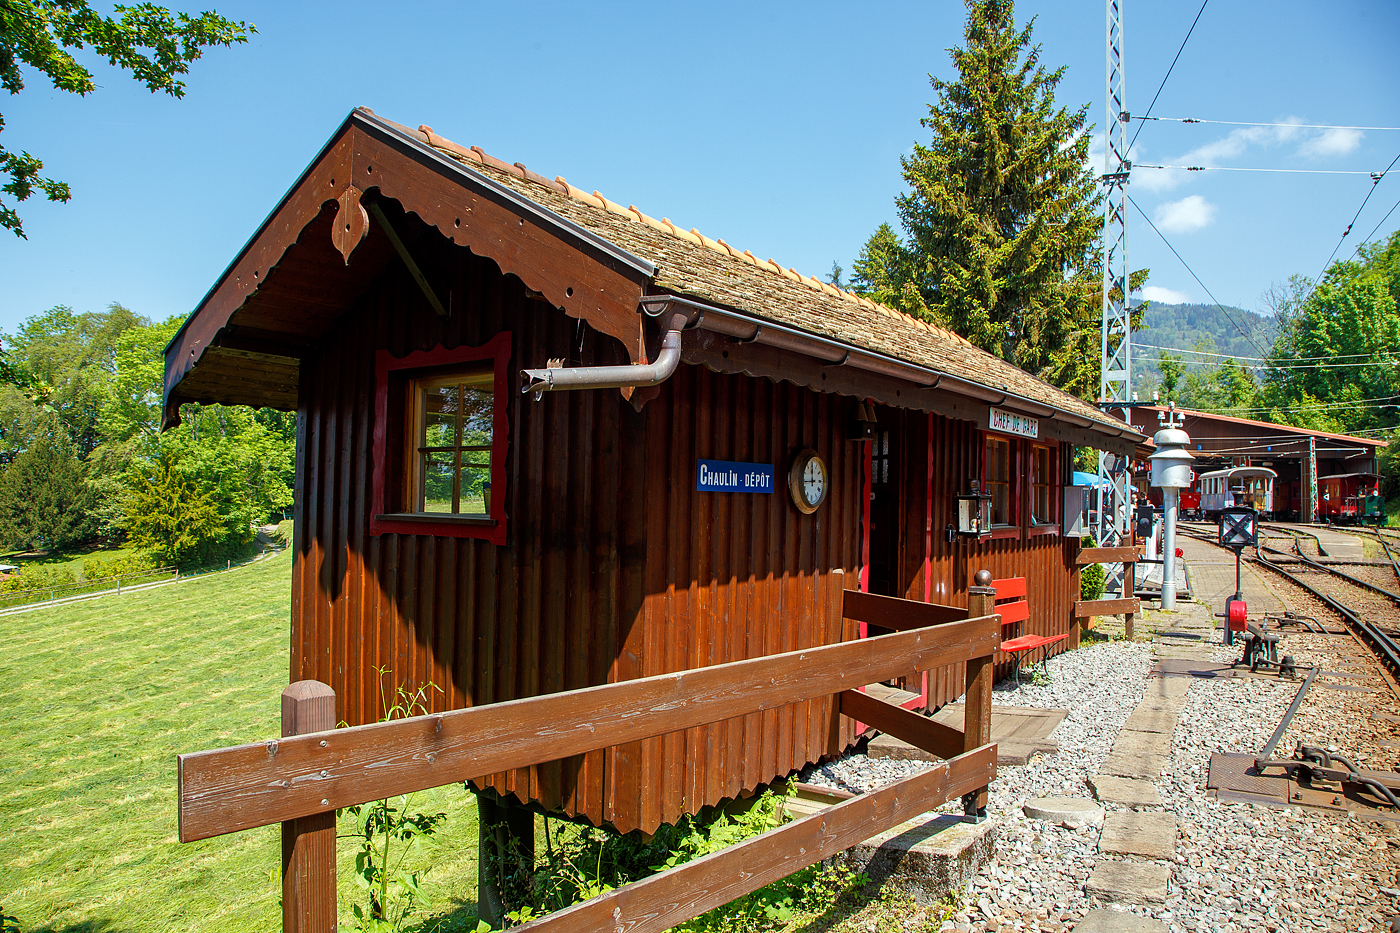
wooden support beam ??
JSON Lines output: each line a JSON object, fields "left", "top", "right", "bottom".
{"left": 280, "top": 681, "right": 336, "bottom": 933}
{"left": 963, "top": 581, "right": 996, "bottom": 816}
{"left": 178, "top": 615, "right": 1001, "bottom": 841}
{"left": 1074, "top": 597, "right": 1141, "bottom": 618}
{"left": 511, "top": 745, "right": 997, "bottom": 933}
{"left": 838, "top": 689, "right": 965, "bottom": 760}
{"left": 842, "top": 590, "right": 968, "bottom": 630}
{"left": 1074, "top": 546, "right": 1142, "bottom": 565}
{"left": 368, "top": 201, "right": 449, "bottom": 317}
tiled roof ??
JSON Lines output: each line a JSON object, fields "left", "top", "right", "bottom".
{"left": 382, "top": 114, "right": 1128, "bottom": 434}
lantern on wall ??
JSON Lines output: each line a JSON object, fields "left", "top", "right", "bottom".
{"left": 848, "top": 400, "right": 877, "bottom": 441}
{"left": 954, "top": 481, "right": 994, "bottom": 538}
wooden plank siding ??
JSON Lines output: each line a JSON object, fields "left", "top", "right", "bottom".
{"left": 291, "top": 248, "right": 862, "bottom": 835}
{"left": 290, "top": 236, "right": 1081, "bottom": 836}
{"left": 880, "top": 409, "right": 1079, "bottom": 704}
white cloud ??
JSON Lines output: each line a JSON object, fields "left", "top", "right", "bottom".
{"left": 1154, "top": 195, "right": 1217, "bottom": 234}
{"left": 1298, "top": 127, "right": 1363, "bottom": 158}
{"left": 1139, "top": 285, "right": 1191, "bottom": 305}
{"left": 1135, "top": 165, "right": 1188, "bottom": 193}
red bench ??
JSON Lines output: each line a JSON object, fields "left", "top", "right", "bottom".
{"left": 992, "top": 576, "right": 1070, "bottom": 680}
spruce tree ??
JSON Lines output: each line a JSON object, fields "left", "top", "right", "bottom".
{"left": 854, "top": 0, "right": 1103, "bottom": 379}
{"left": 0, "top": 430, "right": 94, "bottom": 551}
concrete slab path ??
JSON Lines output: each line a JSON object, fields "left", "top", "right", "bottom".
{"left": 1085, "top": 860, "right": 1170, "bottom": 904}
{"left": 1098, "top": 811, "right": 1178, "bottom": 860}
{"left": 1073, "top": 907, "right": 1168, "bottom": 931}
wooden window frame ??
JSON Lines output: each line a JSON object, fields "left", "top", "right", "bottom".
{"left": 370, "top": 333, "right": 512, "bottom": 544}
{"left": 980, "top": 433, "right": 1021, "bottom": 540}
{"left": 1028, "top": 442, "right": 1061, "bottom": 536}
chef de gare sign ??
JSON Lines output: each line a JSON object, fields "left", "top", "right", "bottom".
{"left": 696, "top": 459, "right": 774, "bottom": 493}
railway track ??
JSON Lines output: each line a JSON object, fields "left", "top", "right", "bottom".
{"left": 1177, "top": 522, "right": 1400, "bottom": 694}
{"left": 1253, "top": 543, "right": 1400, "bottom": 694}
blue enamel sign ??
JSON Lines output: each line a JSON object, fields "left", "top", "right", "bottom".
{"left": 696, "top": 459, "right": 774, "bottom": 493}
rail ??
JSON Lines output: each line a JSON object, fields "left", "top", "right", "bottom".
{"left": 175, "top": 570, "right": 1003, "bottom": 933}
{"left": 1252, "top": 545, "right": 1400, "bottom": 695}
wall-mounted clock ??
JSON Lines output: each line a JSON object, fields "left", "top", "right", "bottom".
{"left": 789, "top": 449, "right": 828, "bottom": 514}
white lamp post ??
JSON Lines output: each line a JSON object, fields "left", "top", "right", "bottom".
{"left": 1148, "top": 409, "right": 1194, "bottom": 610}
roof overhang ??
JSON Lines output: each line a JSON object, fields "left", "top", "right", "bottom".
{"left": 163, "top": 108, "right": 654, "bottom": 427}
{"left": 165, "top": 108, "right": 1142, "bottom": 452}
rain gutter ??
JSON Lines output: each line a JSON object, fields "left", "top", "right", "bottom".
{"left": 520, "top": 294, "right": 1134, "bottom": 440}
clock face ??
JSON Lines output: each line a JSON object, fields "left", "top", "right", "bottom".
{"left": 789, "top": 450, "right": 828, "bottom": 514}
{"left": 803, "top": 457, "right": 825, "bottom": 505}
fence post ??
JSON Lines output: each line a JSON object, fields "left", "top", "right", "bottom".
{"left": 281, "top": 680, "right": 337, "bottom": 933}
{"left": 1122, "top": 557, "right": 1136, "bottom": 641}
{"left": 964, "top": 569, "right": 997, "bottom": 821}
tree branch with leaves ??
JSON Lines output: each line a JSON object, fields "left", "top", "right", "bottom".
{"left": 1, "top": 0, "right": 255, "bottom": 237}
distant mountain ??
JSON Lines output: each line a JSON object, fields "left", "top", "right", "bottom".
{"left": 1130, "top": 301, "right": 1279, "bottom": 390}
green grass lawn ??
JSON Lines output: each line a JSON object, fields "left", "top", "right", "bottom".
{"left": 0, "top": 549, "right": 483, "bottom": 933}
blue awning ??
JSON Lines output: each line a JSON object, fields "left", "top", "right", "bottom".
{"left": 1072, "top": 471, "right": 1112, "bottom": 489}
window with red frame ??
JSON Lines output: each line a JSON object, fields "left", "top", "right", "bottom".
{"left": 1031, "top": 443, "right": 1057, "bottom": 525}
{"left": 983, "top": 435, "right": 1013, "bottom": 526}
{"left": 370, "top": 333, "right": 511, "bottom": 545}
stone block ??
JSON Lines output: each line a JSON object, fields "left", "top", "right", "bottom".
{"left": 1099, "top": 811, "right": 1177, "bottom": 860}
{"left": 834, "top": 812, "right": 998, "bottom": 906}
{"left": 1110, "top": 729, "right": 1172, "bottom": 758}
{"left": 1142, "top": 676, "right": 1191, "bottom": 699}
{"left": 1085, "top": 859, "right": 1170, "bottom": 904}
{"left": 1099, "top": 750, "right": 1167, "bottom": 780}
{"left": 1023, "top": 796, "right": 1104, "bottom": 826}
{"left": 1088, "top": 774, "right": 1162, "bottom": 809}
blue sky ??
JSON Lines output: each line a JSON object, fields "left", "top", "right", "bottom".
{"left": 2, "top": 0, "right": 1398, "bottom": 337}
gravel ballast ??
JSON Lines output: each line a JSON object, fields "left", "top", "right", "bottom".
{"left": 798, "top": 602, "right": 1400, "bottom": 933}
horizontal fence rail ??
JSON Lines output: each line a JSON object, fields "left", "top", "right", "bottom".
{"left": 178, "top": 612, "right": 1001, "bottom": 842}
{"left": 511, "top": 743, "right": 997, "bottom": 933}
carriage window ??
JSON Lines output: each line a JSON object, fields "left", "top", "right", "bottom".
{"left": 1031, "top": 444, "right": 1056, "bottom": 524}
{"left": 984, "top": 436, "right": 1012, "bottom": 526}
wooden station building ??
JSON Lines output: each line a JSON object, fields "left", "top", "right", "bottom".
{"left": 1128, "top": 406, "right": 1384, "bottom": 522}
{"left": 165, "top": 108, "right": 1144, "bottom": 836}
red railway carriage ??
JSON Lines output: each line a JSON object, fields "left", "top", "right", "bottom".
{"left": 1318, "top": 472, "right": 1382, "bottom": 524}
{"left": 1145, "top": 473, "right": 1202, "bottom": 519}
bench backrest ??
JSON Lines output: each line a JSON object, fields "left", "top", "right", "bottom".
{"left": 990, "top": 576, "right": 1029, "bottom": 637}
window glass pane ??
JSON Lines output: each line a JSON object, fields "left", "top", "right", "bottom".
{"left": 461, "top": 385, "right": 493, "bottom": 446}
{"left": 460, "top": 465, "right": 490, "bottom": 515}
{"left": 992, "top": 484, "right": 1009, "bottom": 525}
{"left": 411, "top": 370, "right": 494, "bottom": 515}
{"left": 422, "top": 451, "right": 457, "bottom": 513}
{"left": 423, "top": 384, "right": 459, "bottom": 448}
{"left": 989, "top": 439, "right": 1009, "bottom": 482}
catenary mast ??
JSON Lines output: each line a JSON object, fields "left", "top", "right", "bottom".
{"left": 1098, "top": 0, "right": 1134, "bottom": 586}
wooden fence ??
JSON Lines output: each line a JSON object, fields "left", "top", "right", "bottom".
{"left": 1073, "top": 545, "right": 1142, "bottom": 638}
{"left": 176, "top": 572, "right": 1003, "bottom": 933}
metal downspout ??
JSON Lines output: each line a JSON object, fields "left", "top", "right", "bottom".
{"left": 520, "top": 299, "right": 692, "bottom": 398}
